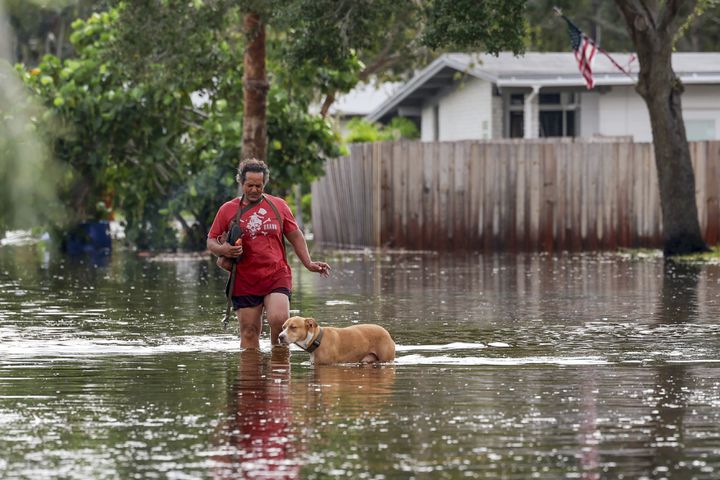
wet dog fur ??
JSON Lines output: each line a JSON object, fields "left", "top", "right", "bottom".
{"left": 278, "top": 316, "right": 395, "bottom": 365}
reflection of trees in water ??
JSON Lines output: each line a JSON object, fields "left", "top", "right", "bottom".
{"left": 364, "top": 252, "right": 665, "bottom": 342}
{"left": 212, "top": 349, "right": 299, "bottom": 480}
{"left": 573, "top": 261, "right": 701, "bottom": 479}
{"left": 646, "top": 261, "right": 700, "bottom": 476}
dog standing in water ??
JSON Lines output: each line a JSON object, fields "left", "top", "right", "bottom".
{"left": 278, "top": 316, "right": 395, "bottom": 365}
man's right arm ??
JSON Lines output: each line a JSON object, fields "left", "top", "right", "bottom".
{"left": 207, "top": 237, "right": 243, "bottom": 258}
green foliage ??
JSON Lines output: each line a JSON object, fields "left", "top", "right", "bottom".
{"left": 384, "top": 117, "right": 420, "bottom": 140}
{"left": 106, "top": 0, "right": 238, "bottom": 92}
{"left": 343, "top": 118, "right": 383, "bottom": 143}
{"left": 525, "top": 1, "right": 630, "bottom": 52}
{"left": 267, "top": 91, "right": 342, "bottom": 194}
{"left": 0, "top": 60, "right": 64, "bottom": 235}
{"left": 272, "top": 0, "right": 426, "bottom": 82}
{"left": 343, "top": 117, "right": 419, "bottom": 144}
{"left": 3, "top": 0, "right": 108, "bottom": 66}
{"left": 422, "top": 0, "right": 528, "bottom": 53}
{"left": 100, "top": 1, "right": 354, "bottom": 248}
{"left": 674, "top": 0, "right": 720, "bottom": 49}
{"left": 20, "top": 9, "right": 189, "bottom": 238}
{"left": 673, "top": 244, "right": 720, "bottom": 263}
{"left": 525, "top": 0, "right": 720, "bottom": 53}
{"left": 16, "top": 5, "right": 340, "bottom": 250}
{"left": 162, "top": 78, "right": 340, "bottom": 249}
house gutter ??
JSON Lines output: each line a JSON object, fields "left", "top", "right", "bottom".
{"left": 497, "top": 73, "right": 720, "bottom": 88}
{"left": 524, "top": 85, "right": 540, "bottom": 139}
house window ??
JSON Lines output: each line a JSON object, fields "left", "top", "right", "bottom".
{"left": 433, "top": 104, "right": 440, "bottom": 141}
{"left": 540, "top": 110, "right": 576, "bottom": 137}
{"left": 685, "top": 119, "right": 715, "bottom": 141}
{"left": 540, "top": 111, "right": 563, "bottom": 136}
{"left": 566, "top": 110, "right": 576, "bottom": 137}
{"left": 539, "top": 91, "right": 577, "bottom": 138}
{"left": 539, "top": 93, "right": 561, "bottom": 105}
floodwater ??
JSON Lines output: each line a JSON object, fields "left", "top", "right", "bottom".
{"left": 1, "top": 241, "right": 720, "bottom": 479}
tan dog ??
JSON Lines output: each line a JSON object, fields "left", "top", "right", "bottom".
{"left": 278, "top": 316, "right": 395, "bottom": 365}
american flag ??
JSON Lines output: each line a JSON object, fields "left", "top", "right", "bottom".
{"left": 563, "top": 16, "right": 597, "bottom": 89}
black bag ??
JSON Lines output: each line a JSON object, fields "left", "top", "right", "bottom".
{"left": 216, "top": 223, "right": 243, "bottom": 272}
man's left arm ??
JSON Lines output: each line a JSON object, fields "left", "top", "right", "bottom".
{"left": 285, "top": 229, "right": 330, "bottom": 276}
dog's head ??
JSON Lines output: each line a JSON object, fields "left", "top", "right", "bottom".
{"left": 278, "top": 316, "right": 319, "bottom": 345}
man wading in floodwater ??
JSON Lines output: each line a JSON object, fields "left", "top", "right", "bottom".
{"left": 207, "top": 158, "right": 331, "bottom": 349}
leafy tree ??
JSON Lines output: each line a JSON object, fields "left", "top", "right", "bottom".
{"left": 524, "top": 0, "right": 720, "bottom": 52}
{"left": 272, "top": 0, "right": 432, "bottom": 117}
{"left": 17, "top": 5, "right": 340, "bottom": 250}
{"left": 613, "top": 0, "right": 709, "bottom": 255}
{"left": 20, "top": 10, "right": 190, "bottom": 241}
{"left": 422, "top": 0, "right": 528, "bottom": 53}
{"left": 3, "top": 0, "right": 109, "bottom": 65}
{"left": 525, "top": 0, "right": 632, "bottom": 51}
{"left": 111, "top": 0, "right": 437, "bottom": 169}
{"left": 167, "top": 72, "right": 341, "bottom": 249}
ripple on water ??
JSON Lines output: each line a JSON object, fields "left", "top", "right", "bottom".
{"left": 395, "top": 353, "right": 609, "bottom": 366}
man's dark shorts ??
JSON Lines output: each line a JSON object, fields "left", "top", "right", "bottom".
{"left": 232, "top": 288, "right": 291, "bottom": 310}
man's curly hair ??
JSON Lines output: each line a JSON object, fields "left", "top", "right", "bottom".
{"left": 236, "top": 158, "right": 270, "bottom": 186}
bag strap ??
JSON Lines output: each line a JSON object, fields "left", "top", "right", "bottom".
{"left": 261, "top": 194, "right": 284, "bottom": 231}
{"left": 260, "top": 194, "right": 287, "bottom": 261}
{"left": 222, "top": 195, "right": 253, "bottom": 330}
{"left": 234, "top": 194, "right": 257, "bottom": 226}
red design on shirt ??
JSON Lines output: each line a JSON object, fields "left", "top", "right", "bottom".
{"left": 208, "top": 195, "right": 299, "bottom": 296}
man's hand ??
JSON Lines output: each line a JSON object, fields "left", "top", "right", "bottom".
{"left": 223, "top": 242, "right": 243, "bottom": 258}
{"left": 307, "top": 261, "right": 331, "bottom": 277}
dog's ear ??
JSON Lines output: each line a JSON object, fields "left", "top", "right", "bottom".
{"left": 305, "top": 317, "right": 317, "bottom": 329}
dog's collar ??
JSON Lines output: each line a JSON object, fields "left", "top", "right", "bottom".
{"left": 295, "top": 328, "right": 323, "bottom": 353}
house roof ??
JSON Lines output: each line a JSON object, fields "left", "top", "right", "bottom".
{"left": 328, "top": 81, "right": 402, "bottom": 117}
{"left": 367, "top": 52, "right": 720, "bottom": 122}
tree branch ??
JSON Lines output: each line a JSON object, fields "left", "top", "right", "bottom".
{"left": 659, "top": 0, "right": 698, "bottom": 35}
{"left": 360, "top": 53, "right": 404, "bottom": 81}
{"left": 319, "top": 92, "right": 335, "bottom": 118}
{"left": 612, "top": 0, "right": 655, "bottom": 34}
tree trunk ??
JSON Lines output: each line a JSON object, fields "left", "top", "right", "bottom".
{"left": 614, "top": 1, "right": 707, "bottom": 256}
{"left": 241, "top": 12, "right": 268, "bottom": 164}
{"left": 642, "top": 75, "right": 707, "bottom": 255}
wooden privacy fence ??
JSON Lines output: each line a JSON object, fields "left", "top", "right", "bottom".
{"left": 311, "top": 139, "right": 720, "bottom": 251}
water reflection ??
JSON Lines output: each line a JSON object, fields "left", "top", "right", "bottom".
{"left": 307, "top": 364, "right": 396, "bottom": 415}
{"left": 4, "top": 246, "right": 720, "bottom": 479}
{"left": 578, "top": 375, "right": 600, "bottom": 480}
{"left": 646, "top": 262, "right": 700, "bottom": 478}
{"left": 213, "top": 349, "right": 300, "bottom": 479}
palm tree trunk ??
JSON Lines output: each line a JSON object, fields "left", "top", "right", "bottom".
{"left": 241, "top": 12, "right": 268, "bottom": 163}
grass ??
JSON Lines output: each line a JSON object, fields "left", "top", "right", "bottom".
{"left": 616, "top": 247, "right": 663, "bottom": 260}
{"left": 673, "top": 245, "right": 720, "bottom": 263}
{"left": 617, "top": 245, "right": 720, "bottom": 263}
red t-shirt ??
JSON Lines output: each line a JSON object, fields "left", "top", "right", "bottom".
{"left": 208, "top": 194, "right": 299, "bottom": 296}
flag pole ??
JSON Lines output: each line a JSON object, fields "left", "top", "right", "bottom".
{"left": 553, "top": 7, "right": 637, "bottom": 83}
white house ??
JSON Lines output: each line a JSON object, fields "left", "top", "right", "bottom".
{"left": 314, "top": 81, "right": 401, "bottom": 135}
{"left": 366, "top": 52, "right": 720, "bottom": 142}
